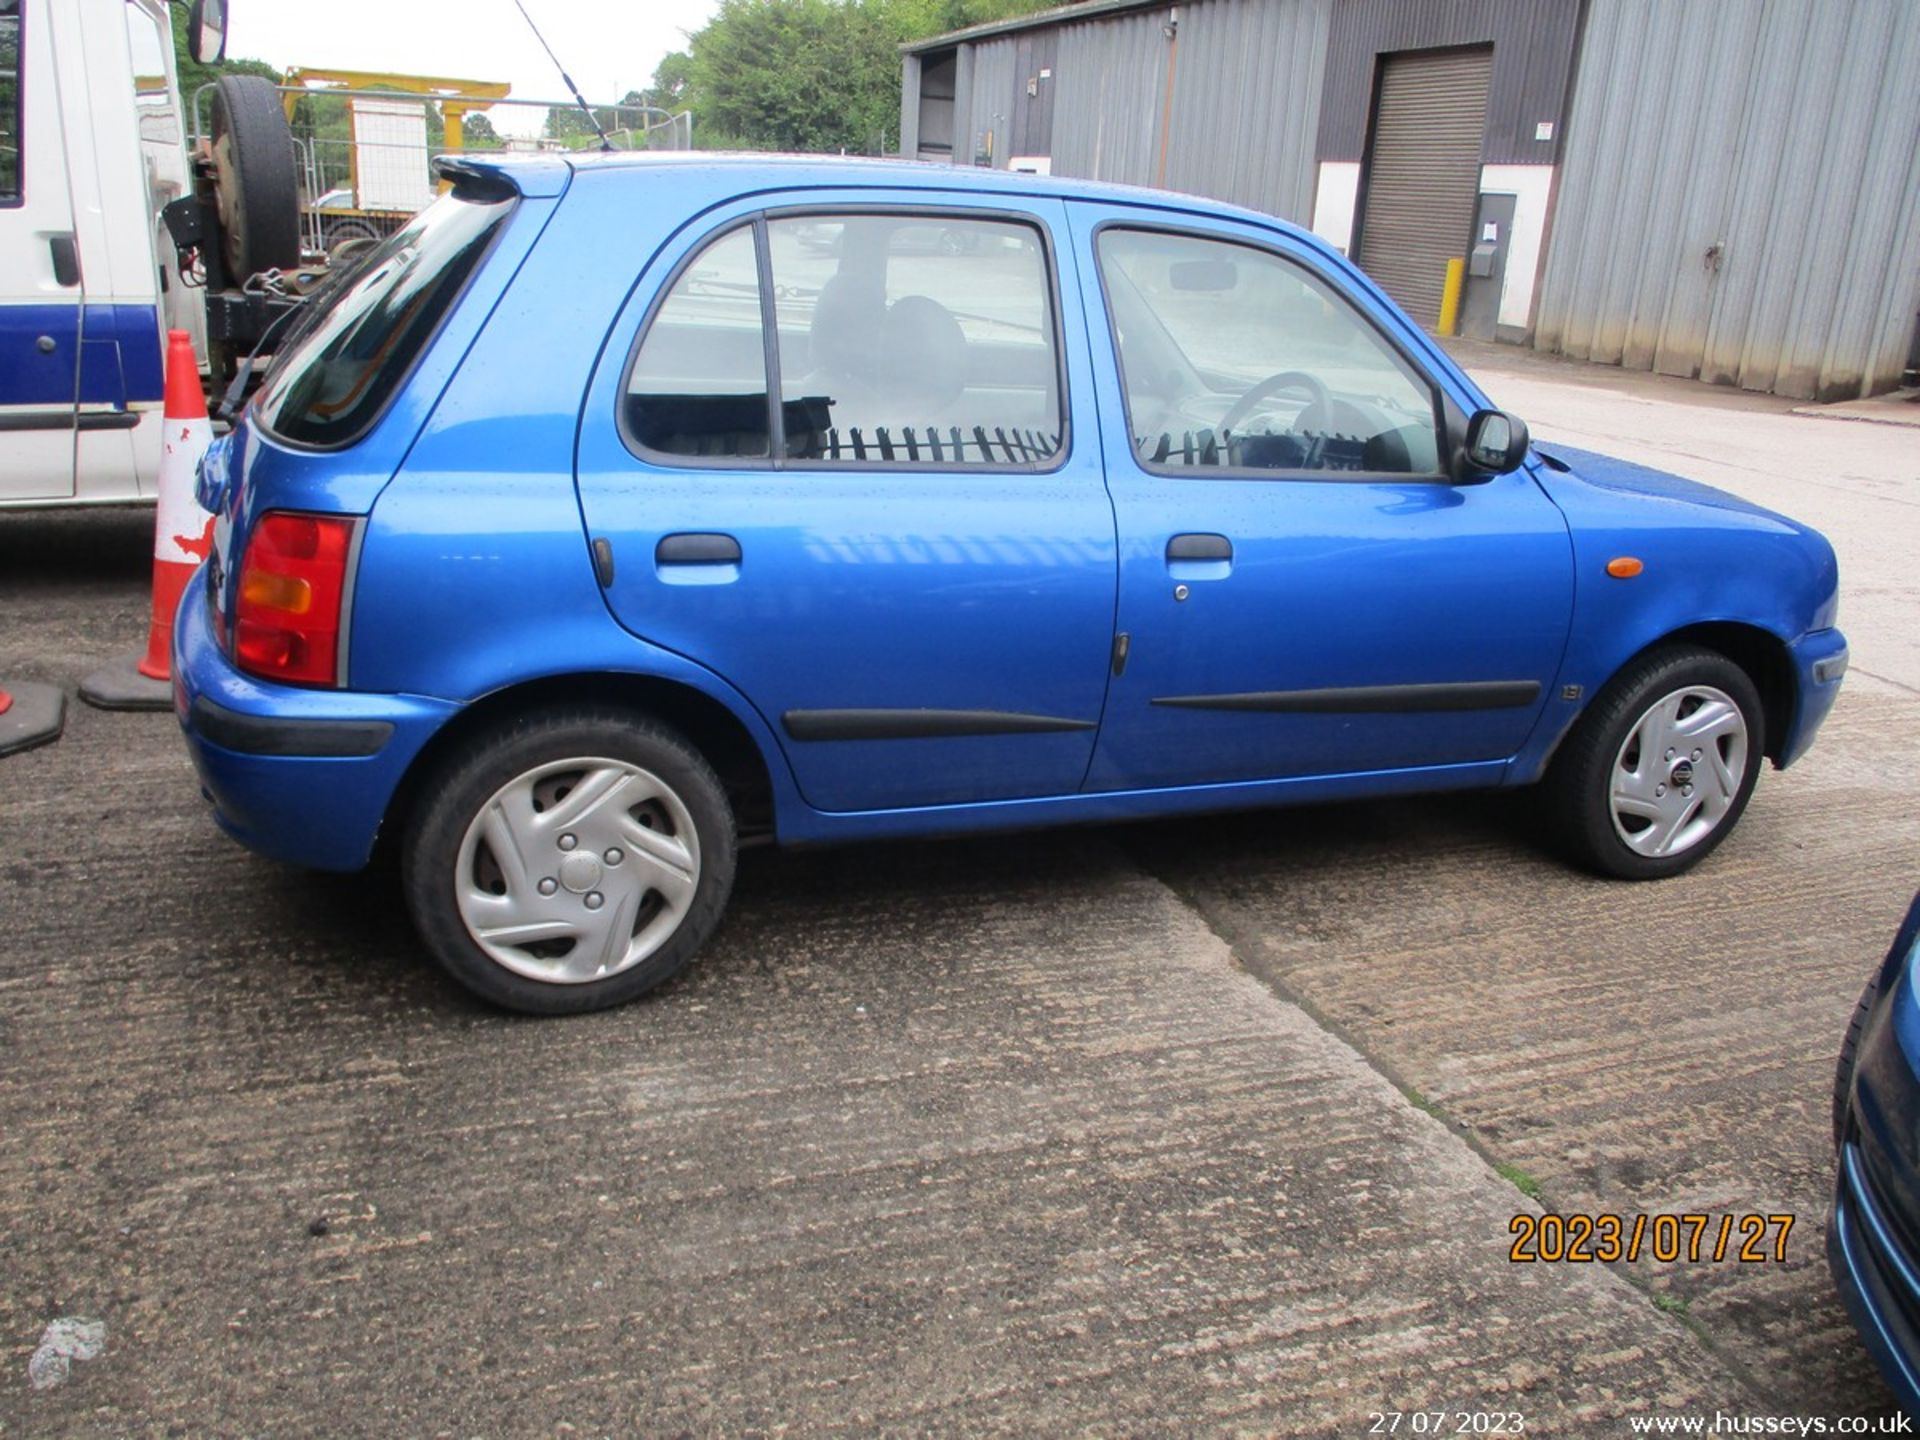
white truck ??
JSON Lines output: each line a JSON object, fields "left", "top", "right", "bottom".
{"left": 1, "top": 0, "right": 301, "bottom": 508}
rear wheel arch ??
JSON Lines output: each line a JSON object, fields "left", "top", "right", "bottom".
{"left": 378, "top": 673, "right": 778, "bottom": 865}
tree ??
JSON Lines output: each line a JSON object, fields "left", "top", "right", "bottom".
{"left": 169, "top": 5, "right": 279, "bottom": 114}
{"left": 686, "top": 0, "right": 900, "bottom": 153}
{"left": 660, "top": 0, "right": 1062, "bottom": 155}
{"left": 459, "top": 112, "right": 504, "bottom": 151}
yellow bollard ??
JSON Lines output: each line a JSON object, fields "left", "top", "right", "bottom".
{"left": 1437, "top": 257, "right": 1467, "bottom": 336}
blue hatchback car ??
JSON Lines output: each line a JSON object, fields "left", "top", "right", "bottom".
{"left": 1832, "top": 893, "right": 1920, "bottom": 1411}
{"left": 175, "top": 154, "right": 1847, "bottom": 1013}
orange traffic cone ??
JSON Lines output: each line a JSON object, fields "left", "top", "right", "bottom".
{"left": 80, "top": 330, "right": 215, "bottom": 711}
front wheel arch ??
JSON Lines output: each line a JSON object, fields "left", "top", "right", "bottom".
{"left": 1657, "top": 621, "right": 1795, "bottom": 766}
{"left": 1541, "top": 642, "right": 1767, "bottom": 879}
{"left": 1529, "top": 621, "right": 1796, "bottom": 783}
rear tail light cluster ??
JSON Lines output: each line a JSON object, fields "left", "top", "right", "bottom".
{"left": 232, "top": 511, "right": 356, "bottom": 687}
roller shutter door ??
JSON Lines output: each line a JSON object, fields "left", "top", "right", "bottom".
{"left": 1355, "top": 48, "right": 1491, "bottom": 328}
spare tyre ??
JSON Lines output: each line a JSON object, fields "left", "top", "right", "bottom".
{"left": 210, "top": 74, "right": 301, "bottom": 279}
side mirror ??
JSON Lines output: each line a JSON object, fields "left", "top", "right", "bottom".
{"left": 1458, "top": 407, "right": 1529, "bottom": 479}
{"left": 187, "top": 0, "right": 228, "bottom": 64}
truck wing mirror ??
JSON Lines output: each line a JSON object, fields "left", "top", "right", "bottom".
{"left": 188, "top": 0, "right": 227, "bottom": 64}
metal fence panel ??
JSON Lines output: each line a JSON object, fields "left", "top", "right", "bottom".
{"left": 1536, "top": 0, "right": 1920, "bottom": 399}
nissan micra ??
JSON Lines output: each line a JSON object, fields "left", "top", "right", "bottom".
{"left": 175, "top": 153, "right": 1848, "bottom": 1014}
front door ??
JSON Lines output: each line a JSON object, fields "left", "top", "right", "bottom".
{"left": 0, "top": 0, "right": 80, "bottom": 500}
{"left": 1069, "top": 206, "right": 1573, "bottom": 791}
{"left": 576, "top": 194, "right": 1116, "bottom": 814}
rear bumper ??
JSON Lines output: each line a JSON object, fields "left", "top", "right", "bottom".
{"left": 1779, "top": 626, "right": 1848, "bottom": 768}
{"left": 172, "top": 566, "right": 458, "bottom": 871}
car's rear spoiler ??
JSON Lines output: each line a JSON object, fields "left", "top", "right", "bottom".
{"left": 431, "top": 154, "right": 572, "bottom": 201}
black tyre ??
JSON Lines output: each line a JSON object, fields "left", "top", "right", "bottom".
{"left": 1544, "top": 645, "right": 1764, "bottom": 880}
{"left": 401, "top": 709, "right": 736, "bottom": 1015}
{"left": 210, "top": 74, "right": 301, "bottom": 278}
{"left": 1833, "top": 973, "right": 1880, "bottom": 1148}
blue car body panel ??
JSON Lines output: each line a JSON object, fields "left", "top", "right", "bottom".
{"left": 575, "top": 188, "right": 1119, "bottom": 813}
{"left": 172, "top": 152, "right": 1846, "bottom": 872}
{"left": 172, "top": 565, "right": 461, "bottom": 870}
{"left": 1507, "top": 445, "right": 1844, "bottom": 782}
{"left": 1831, "top": 893, "right": 1920, "bottom": 1415}
{"left": 1059, "top": 201, "right": 1575, "bottom": 791}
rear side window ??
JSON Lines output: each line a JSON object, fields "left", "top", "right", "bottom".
{"left": 254, "top": 192, "right": 512, "bottom": 448}
{"left": 767, "top": 214, "right": 1062, "bottom": 466}
{"left": 0, "top": 0, "right": 19, "bottom": 205}
{"left": 625, "top": 225, "right": 770, "bottom": 459}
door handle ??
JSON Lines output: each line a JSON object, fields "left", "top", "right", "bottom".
{"left": 1166, "top": 533, "right": 1232, "bottom": 563}
{"left": 48, "top": 235, "right": 80, "bottom": 288}
{"left": 656, "top": 533, "right": 741, "bottom": 565}
{"left": 1166, "top": 532, "right": 1233, "bottom": 586}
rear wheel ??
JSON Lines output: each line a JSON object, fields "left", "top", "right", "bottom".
{"left": 402, "top": 709, "right": 736, "bottom": 1014}
{"left": 1544, "top": 645, "right": 1764, "bottom": 879}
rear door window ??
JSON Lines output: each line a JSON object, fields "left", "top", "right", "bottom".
{"left": 254, "top": 192, "right": 512, "bottom": 448}
{"left": 765, "top": 213, "right": 1063, "bottom": 467}
{"left": 624, "top": 224, "right": 770, "bottom": 460}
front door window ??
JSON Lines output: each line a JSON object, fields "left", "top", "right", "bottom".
{"left": 1096, "top": 227, "right": 1443, "bottom": 476}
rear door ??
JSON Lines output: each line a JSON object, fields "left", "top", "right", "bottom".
{"left": 574, "top": 192, "right": 1117, "bottom": 814}
{"left": 0, "top": 0, "right": 81, "bottom": 500}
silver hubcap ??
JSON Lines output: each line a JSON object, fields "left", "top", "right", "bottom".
{"left": 1608, "top": 684, "right": 1748, "bottom": 858}
{"left": 455, "top": 757, "right": 700, "bottom": 984}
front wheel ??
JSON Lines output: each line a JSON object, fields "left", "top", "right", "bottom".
{"left": 402, "top": 709, "right": 736, "bottom": 1014}
{"left": 1544, "top": 646, "right": 1764, "bottom": 880}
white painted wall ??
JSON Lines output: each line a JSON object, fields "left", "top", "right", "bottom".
{"left": 1309, "top": 161, "right": 1360, "bottom": 253}
{"left": 1478, "top": 163, "right": 1554, "bottom": 331}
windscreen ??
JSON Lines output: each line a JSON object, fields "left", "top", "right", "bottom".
{"left": 254, "top": 192, "right": 512, "bottom": 448}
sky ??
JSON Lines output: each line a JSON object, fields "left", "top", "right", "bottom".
{"left": 225, "top": 0, "right": 722, "bottom": 138}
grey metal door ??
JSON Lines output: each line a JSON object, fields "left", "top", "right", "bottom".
{"left": 1355, "top": 47, "right": 1492, "bottom": 327}
{"left": 1462, "top": 191, "right": 1516, "bottom": 341}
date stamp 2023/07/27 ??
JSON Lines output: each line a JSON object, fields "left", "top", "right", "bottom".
{"left": 1508, "top": 1212, "right": 1795, "bottom": 1264}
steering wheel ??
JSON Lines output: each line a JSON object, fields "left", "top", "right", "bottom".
{"left": 1216, "top": 369, "right": 1334, "bottom": 467}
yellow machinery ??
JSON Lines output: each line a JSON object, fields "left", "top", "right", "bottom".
{"left": 280, "top": 67, "right": 510, "bottom": 155}
{"left": 281, "top": 67, "right": 510, "bottom": 235}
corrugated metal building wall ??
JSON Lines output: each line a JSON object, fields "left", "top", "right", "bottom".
{"left": 944, "top": 0, "right": 1332, "bottom": 223}
{"left": 1155, "top": 0, "right": 1330, "bottom": 221}
{"left": 953, "top": 35, "right": 1020, "bottom": 166}
{"left": 1535, "top": 0, "right": 1920, "bottom": 400}
{"left": 903, "top": 0, "right": 1920, "bottom": 398}
{"left": 1048, "top": 7, "right": 1179, "bottom": 187}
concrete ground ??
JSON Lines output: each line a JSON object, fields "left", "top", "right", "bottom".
{"left": 2, "top": 350, "right": 1914, "bottom": 1434}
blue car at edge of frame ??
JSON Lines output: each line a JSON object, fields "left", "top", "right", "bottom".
{"left": 1832, "top": 892, "right": 1920, "bottom": 1413}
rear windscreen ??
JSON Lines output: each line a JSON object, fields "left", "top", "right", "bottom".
{"left": 254, "top": 193, "right": 513, "bottom": 448}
